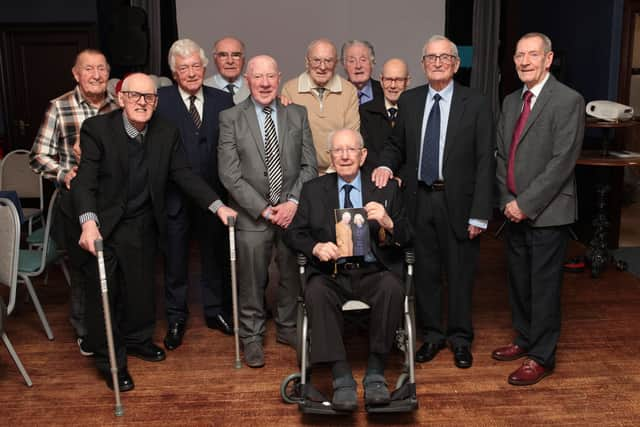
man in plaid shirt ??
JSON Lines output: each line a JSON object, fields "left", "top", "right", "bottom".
{"left": 29, "top": 48, "right": 119, "bottom": 356}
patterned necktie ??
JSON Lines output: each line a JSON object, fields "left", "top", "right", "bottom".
{"left": 507, "top": 90, "right": 533, "bottom": 194}
{"left": 343, "top": 184, "right": 354, "bottom": 208}
{"left": 226, "top": 83, "right": 235, "bottom": 95}
{"left": 263, "top": 106, "right": 283, "bottom": 205}
{"left": 189, "top": 95, "right": 201, "bottom": 128}
{"left": 388, "top": 107, "right": 398, "bottom": 126}
{"left": 420, "top": 93, "right": 442, "bottom": 184}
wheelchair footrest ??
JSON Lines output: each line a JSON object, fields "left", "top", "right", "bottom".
{"left": 366, "top": 382, "right": 418, "bottom": 413}
{"left": 299, "top": 400, "right": 353, "bottom": 415}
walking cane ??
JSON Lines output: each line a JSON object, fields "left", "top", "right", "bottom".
{"left": 95, "top": 239, "right": 124, "bottom": 416}
{"left": 228, "top": 216, "right": 242, "bottom": 369}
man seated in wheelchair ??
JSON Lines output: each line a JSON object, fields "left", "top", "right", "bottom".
{"left": 284, "top": 129, "right": 412, "bottom": 411}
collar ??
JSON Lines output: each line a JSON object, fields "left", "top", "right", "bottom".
{"left": 177, "top": 85, "right": 204, "bottom": 103}
{"left": 384, "top": 99, "right": 398, "bottom": 111}
{"left": 122, "top": 111, "right": 148, "bottom": 138}
{"left": 213, "top": 73, "right": 244, "bottom": 89}
{"left": 358, "top": 80, "right": 373, "bottom": 101}
{"left": 521, "top": 72, "right": 550, "bottom": 99}
{"left": 252, "top": 97, "right": 277, "bottom": 112}
{"left": 337, "top": 171, "right": 362, "bottom": 193}
{"left": 297, "top": 72, "right": 343, "bottom": 93}
{"left": 428, "top": 80, "right": 454, "bottom": 102}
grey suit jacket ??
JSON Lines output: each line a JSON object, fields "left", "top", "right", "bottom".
{"left": 218, "top": 97, "right": 318, "bottom": 231}
{"left": 496, "top": 74, "right": 585, "bottom": 227}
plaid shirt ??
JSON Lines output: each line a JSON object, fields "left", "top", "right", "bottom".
{"left": 29, "top": 86, "right": 119, "bottom": 184}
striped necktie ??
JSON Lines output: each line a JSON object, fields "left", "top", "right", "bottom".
{"left": 263, "top": 106, "right": 283, "bottom": 205}
{"left": 189, "top": 95, "right": 201, "bottom": 128}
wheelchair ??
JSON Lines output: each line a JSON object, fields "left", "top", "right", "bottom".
{"left": 280, "top": 251, "right": 418, "bottom": 414}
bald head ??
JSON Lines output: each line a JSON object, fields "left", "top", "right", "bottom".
{"left": 118, "top": 73, "right": 158, "bottom": 130}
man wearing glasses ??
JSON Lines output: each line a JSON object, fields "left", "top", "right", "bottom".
{"left": 360, "top": 58, "right": 410, "bottom": 174}
{"left": 372, "top": 35, "right": 495, "bottom": 370}
{"left": 156, "top": 39, "right": 235, "bottom": 352}
{"left": 72, "top": 73, "right": 237, "bottom": 391}
{"left": 282, "top": 38, "right": 359, "bottom": 175}
{"left": 204, "top": 36, "right": 249, "bottom": 104}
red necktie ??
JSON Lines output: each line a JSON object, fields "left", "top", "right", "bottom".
{"left": 507, "top": 90, "right": 533, "bottom": 194}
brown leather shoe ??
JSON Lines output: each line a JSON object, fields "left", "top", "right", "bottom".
{"left": 492, "top": 343, "right": 526, "bottom": 361}
{"left": 508, "top": 359, "right": 552, "bottom": 386}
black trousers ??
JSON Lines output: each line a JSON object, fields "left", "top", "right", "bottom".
{"left": 305, "top": 266, "right": 404, "bottom": 365}
{"left": 82, "top": 210, "right": 157, "bottom": 373}
{"left": 506, "top": 222, "right": 569, "bottom": 368}
{"left": 414, "top": 188, "right": 479, "bottom": 347}
{"left": 164, "top": 198, "right": 230, "bottom": 324}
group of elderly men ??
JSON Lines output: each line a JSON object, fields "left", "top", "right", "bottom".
{"left": 28, "top": 31, "right": 583, "bottom": 410}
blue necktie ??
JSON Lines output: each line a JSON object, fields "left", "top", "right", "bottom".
{"left": 343, "top": 184, "right": 354, "bottom": 208}
{"left": 420, "top": 93, "right": 441, "bottom": 184}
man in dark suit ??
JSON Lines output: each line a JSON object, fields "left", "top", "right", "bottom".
{"left": 359, "top": 58, "right": 410, "bottom": 173}
{"left": 493, "top": 33, "right": 584, "bottom": 386}
{"left": 155, "top": 39, "right": 235, "bottom": 351}
{"left": 72, "top": 73, "right": 237, "bottom": 391}
{"left": 285, "top": 128, "right": 411, "bottom": 411}
{"left": 341, "top": 40, "right": 382, "bottom": 106}
{"left": 218, "top": 55, "right": 317, "bottom": 367}
{"left": 372, "top": 35, "right": 495, "bottom": 369}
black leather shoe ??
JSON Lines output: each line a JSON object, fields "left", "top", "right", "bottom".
{"left": 453, "top": 346, "right": 473, "bottom": 369}
{"left": 164, "top": 321, "right": 186, "bottom": 350}
{"left": 416, "top": 341, "right": 446, "bottom": 363}
{"left": 102, "top": 368, "right": 134, "bottom": 392}
{"left": 127, "top": 343, "right": 166, "bottom": 362}
{"left": 205, "top": 313, "right": 233, "bottom": 336}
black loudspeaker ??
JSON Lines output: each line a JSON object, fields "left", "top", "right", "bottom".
{"left": 107, "top": 6, "right": 149, "bottom": 67}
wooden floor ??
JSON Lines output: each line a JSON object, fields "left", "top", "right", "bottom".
{"left": 1, "top": 228, "right": 639, "bottom": 426}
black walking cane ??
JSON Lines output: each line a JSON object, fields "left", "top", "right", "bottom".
{"left": 228, "top": 217, "right": 242, "bottom": 369}
{"left": 95, "top": 239, "right": 124, "bottom": 416}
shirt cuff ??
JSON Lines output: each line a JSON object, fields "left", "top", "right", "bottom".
{"left": 468, "top": 218, "right": 488, "bottom": 229}
{"left": 208, "top": 199, "right": 224, "bottom": 214}
{"left": 378, "top": 166, "right": 394, "bottom": 176}
{"left": 79, "top": 212, "right": 99, "bottom": 227}
{"left": 287, "top": 196, "right": 299, "bottom": 205}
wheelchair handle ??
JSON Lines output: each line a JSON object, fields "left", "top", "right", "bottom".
{"left": 404, "top": 249, "right": 415, "bottom": 265}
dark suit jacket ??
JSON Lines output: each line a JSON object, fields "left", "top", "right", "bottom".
{"left": 379, "top": 82, "right": 495, "bottom": 240}
{"left": 284, "top": 171, "right": 412, "bottom": 278}
{"left": 360, "top": 79, "right": 391, "bottom": 173}
{"left": 155, "top": 85, "right": 233, "bottom": 215}
{"left": 71, "top": 110, "right": 220, "bottom": 251}
{"left": 218, "top": 97, "right": 317, "bottom": 231}
{"left": 496, "top": 75, "right": 584, "bottom": 227}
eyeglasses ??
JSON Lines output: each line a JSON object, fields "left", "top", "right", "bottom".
{"left": 121, "top": 91, "right": 158, "bottom": 103}
{"left": 308, "top": 57, "right": 336, "bottom": 67}
{"left": 329, "top": 147, "right": 362, "bottom": 156}
{"left": 513, "top": 51, "right": 545, "bottom": 61}
{"left": 381, "top": 77, "right": 408, "bottom": 86}
{"left": 176, "top": 63, "right": 203, "bottom": 75}
{"left": 422, "top": 54, "right": 458, "bottom": 65}
{"left": 215, "top": 51, "right": 243, "bottom": 60}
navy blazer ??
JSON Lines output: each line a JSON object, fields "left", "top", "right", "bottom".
{"left": 156, "top": 85, "right": 233, "bottom": 215}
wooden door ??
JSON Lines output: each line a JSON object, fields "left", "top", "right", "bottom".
{"left": 0, "top": 24, "right": 96, "bottom": 152}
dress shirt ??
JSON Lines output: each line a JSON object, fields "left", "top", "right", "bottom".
{"left": 520, "top": 71, "right": 550, "bottom": 110}
{"left": 206, "top": 73, "right": 245, "bottom": 94}
{"left": 252, "top": 98, "right": 279, "bottom": 142}
{"left": 177, "top": 86, "right": 203, "bottom": 118}
{"left": 357, "top": 80, "right": 373, "bottom": 104}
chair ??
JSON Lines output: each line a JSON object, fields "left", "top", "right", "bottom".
{"left": 0, "top": 197, "right": 53, "bottom": 341}
{"left": 1, "top": 295, "right": 33, "bottom": 387}
{"left": 280, "top": 252, "right": 418, "bottom": 414}
{"left": 0, "top": 149, "right": 44, "bottom": 234}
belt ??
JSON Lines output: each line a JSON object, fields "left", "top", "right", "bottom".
{"left": 419, "top": 180, "right": 445, "bottom": 191}
{"left": 337, "top": 261, "right": 380, "bottom": 273}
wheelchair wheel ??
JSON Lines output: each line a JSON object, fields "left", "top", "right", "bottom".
{"left": 281, "top": 372, "right": 303, "bottom": 404}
